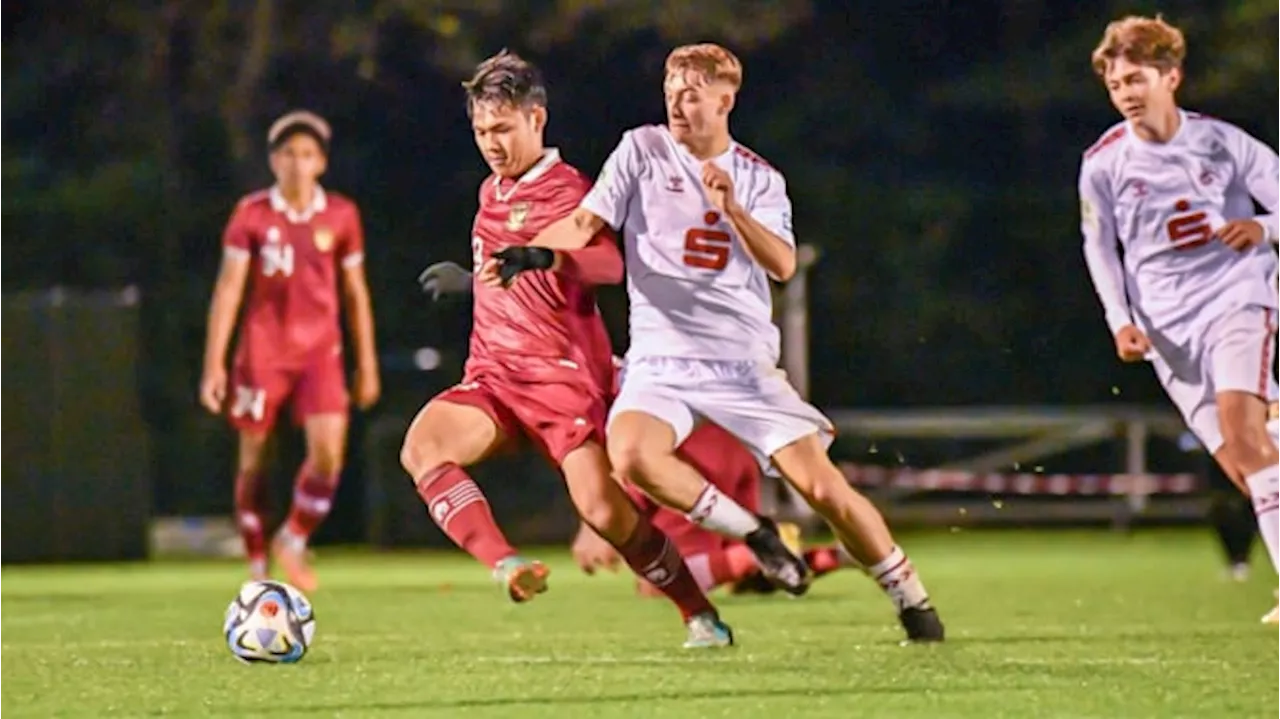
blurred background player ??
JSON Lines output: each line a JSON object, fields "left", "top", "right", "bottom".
{"left": 523, "top": 43, "right": 945, "bottom": 642}
{"left": 400, "top": 50, "right": 735, "bottom": 648}
{"left": 199, "top": 110, "right": 381, "bottom": 592}
{"left": 1078, "top": 15, "right": 1279, "bottom": 623}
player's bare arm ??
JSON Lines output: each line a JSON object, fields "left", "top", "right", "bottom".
{"left": 200, "top": 252, "right": 251, "bottom": 414}
{"left": 528, "top": 207, "right": 606, "bottom": 251}
{"left": 701, "top": 162, "right": 797, "bottom": 282}
{"left": 340, "top": 262, "right": 380, "bottom": 409}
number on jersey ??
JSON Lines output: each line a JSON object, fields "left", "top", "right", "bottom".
{"left": 1165, "top": 199, "right": 1212, "bottom": 251}
{"left": 682, "top": 228, "right": 732, "bottom": 270}
{"left": 471, "top": 236, "right": 485, "bottom": 273}
{"left": 261, "top": 243, "right": 294, "bottom": 277}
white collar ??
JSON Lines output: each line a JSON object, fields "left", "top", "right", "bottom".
{"left": 663, "top": 125, "right": 735, "bottom": 164}
{"left": 270, "top": 185, "right": 327, "bottom": 223}
{"left": 492, "top": 149, "right": 561, "bottom": 201}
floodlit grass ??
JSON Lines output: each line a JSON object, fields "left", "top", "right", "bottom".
{"left": 2, "top": 529, "right": 1276, "bottom": 718}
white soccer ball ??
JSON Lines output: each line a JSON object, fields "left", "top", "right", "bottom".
{"left": 223, "top": 580, "right": 316, "bottom": 664}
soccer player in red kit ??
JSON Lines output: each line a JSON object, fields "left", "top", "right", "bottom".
{"left": 400, "top": 50, "right": 743, "bottom": 648}
{"left": 199, "top": 111, "right": 380, "bottom": 592}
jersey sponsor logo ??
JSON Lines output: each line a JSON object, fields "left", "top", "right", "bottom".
{"left": 506, "top": 202, "right": 531, "bottom": 231}
{"left": 313, "top": 227, "right": 335, "bottom": 252}
{"left": 1165, "top": 199, "right": 1212, "bottom": 250}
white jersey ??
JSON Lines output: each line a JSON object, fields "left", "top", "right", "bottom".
{"left": 581, "top": 125, "right": 794, "bottom": 363}
{"left": 1078, "top": 110, "right": 1279, "bottom": 343}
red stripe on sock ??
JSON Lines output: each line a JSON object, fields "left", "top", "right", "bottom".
{"left": 416, "top": 463, "right": 517, "bottom": 568}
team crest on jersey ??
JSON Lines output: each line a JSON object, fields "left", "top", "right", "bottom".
{"left": 506, "top": 202, "right": 532, "bottom": 231}
{"left": 313, "top": 227, "right": 335, "bottom": 252}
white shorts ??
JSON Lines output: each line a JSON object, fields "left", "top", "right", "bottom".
{"left": 608, "top": 356, "right": 834, "bottom": 470}
{"left": 1151, "top": 305, "right": 1277, "bottom": 453}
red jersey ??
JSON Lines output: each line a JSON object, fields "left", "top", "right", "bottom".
{"left": 222, "top": 186, "right": 365, "bottom": 369}
{"left": 467, "top": 150, "right": 618, "bottom": 392}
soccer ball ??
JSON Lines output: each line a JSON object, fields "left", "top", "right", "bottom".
{"left": 223, "top": 580, "right": 316, "bottom": 664}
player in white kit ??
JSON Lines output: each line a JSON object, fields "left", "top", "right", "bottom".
{"left": 1078, "top": 16, "right": 1279, "bottom": 624}
{"left": 523, "top": 43, "right": 944, "bottom": 642}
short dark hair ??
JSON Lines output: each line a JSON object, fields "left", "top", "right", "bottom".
{"left": 268, "top": 110, "right": 331, "bottom": 154}
{"left": 462, "top": 49, "right": 547, "bottom": 116}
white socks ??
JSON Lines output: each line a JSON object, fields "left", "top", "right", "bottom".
{"left": 867, "top": 546, "right": 930, "bottom": 611}
{"left": 1244, "top": 464, "right": 1280, "bottom": 573}
{"left": 687, "top": 484, "right": 761, "bottom": 538}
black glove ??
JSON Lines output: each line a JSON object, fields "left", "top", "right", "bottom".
{"left": 418, "top": 261, "right": 473, "bottom": 300}
{"left": 491, "top": 246, "right": 556, "bottom": 286}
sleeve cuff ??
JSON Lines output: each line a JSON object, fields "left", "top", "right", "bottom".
{"left": 1253, "top": 214, "right": 1278, "bottom": 245}
{"left": 1105, "top": 311, "right": 1135, "bottom": 335}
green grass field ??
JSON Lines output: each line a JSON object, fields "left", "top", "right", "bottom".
{"left": 2, "top": 529, "right": 1276, "bottom": 718}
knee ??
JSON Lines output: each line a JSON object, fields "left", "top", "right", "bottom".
{"left": 775, "top": 446, "right": 849, "bottom": 510}
{"left": 608, "top": 437, "right": 667, "bottom": 485}
{"left": 578, "top": 497, "right": 630, "bottom": 538}
{"left": 309, "top": 452, "right": 344, "bottom": 478}
{"left": 400, "top": 434, "right": 442, "bottom": 482}
{"left": 237, "top": 434, "right": 269, "bottom": 476}
{"left": 1224, "top": 433, "right": 1278, "bottom": 471}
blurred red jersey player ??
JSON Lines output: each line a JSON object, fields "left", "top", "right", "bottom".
{"left": 199, "top": 110, "right": 380, "bottom": 592}
{"left": 400, "top": 50, "right": 734, "bottom": 648}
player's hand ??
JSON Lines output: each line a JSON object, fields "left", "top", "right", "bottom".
{"left": 418, "top": 261, "right": 473, "bottom": 300}
{"left": 199, "top": 366, "right": 227, "bottom": 415}
{"left": 571, "top": 523, "right": 622, "bottom": 575}
{"left": 353, "top": 366, "right": 380, "bottom": 410}
{"left": 1113, "top": 324, "right": 1151, "bottom": 363}
{"left": 700, "top": 162, "right": 736, "bottom": 213}
{"left": 489, "top": 246, "right": 556, "bottom": 287}
{"left": 1215, "top": 219, "right": 1265, "bottom": 251}
{"left": 477, "top": 258, "right": 504, "bottom": 288}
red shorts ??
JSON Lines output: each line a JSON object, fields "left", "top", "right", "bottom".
{"left": 434, "top": 370, "right": 608, "bottom": 464}
{"left": 650, "top": 422, "right": 762, "bottom": 556}
{"left": 228, "top": 351, "right": 349, "bottom": 433}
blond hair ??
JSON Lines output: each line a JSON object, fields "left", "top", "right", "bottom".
{"left": 665, "top": 43, "right": 743, "bottom": 89}
{"left": 1092, "top": 15, "right": 1186, "bottom": 76}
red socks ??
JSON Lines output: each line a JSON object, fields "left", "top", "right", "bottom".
{"left": 234, "top": 470, "right": 267, "bottom": 562}
{"left": 415, "top": 463, "right": 517, "bottom": 568}
{"left": 707, "top": 544, "right": 760, "bottom": 587}
{"left": 615, "top": 519, "right": 715, "bottom": 621}
{"left": 804, "top": 546, "right": 844, "bottom": 577}
{"left": 284, "top": 461, "right": 339, "bottom": 539}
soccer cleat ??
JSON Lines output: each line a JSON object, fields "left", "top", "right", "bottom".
{"left": 899, "top": 605, "right": 945, "bottom": 643}
{"left": 270, "top": 533, "right": 318, "bottom": 593}
{"left": 729, "top": 571, "right": 778, "bottom": 595}
{"left": 682, "top": 612, "right": 735, "bottom": 649}
{"left": 777, "top": 521, "right": 804, "bottom": 555}
{"left": 1226, "top": 563, "right": 1250, "bottom": 582}
{"left": 744, "top": 516, "right": 812, "bottom": 596}
{"left": 1259, "top": 588, "right": 1280, "bottom": 621}
{"left": 493, "top": 556, "right": 549, "bottom": 603}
